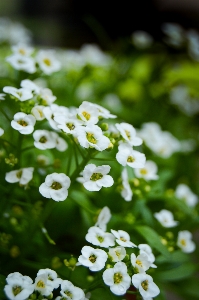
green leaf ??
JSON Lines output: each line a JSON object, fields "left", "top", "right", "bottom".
{"left": 69, "top": 190, "right": 97, "bottom": 215}
{"left": 156, "top": 263, "right": 197, "bottom": 281}
{"left": 135, "top": 225, "right": 171, "bottom": 258}
{"left": 156, "top": 250, "right": 190, "bottom": 264}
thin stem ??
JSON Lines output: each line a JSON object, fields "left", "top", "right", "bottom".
{"left": 127, "top": 290, "right": 138, "bottom": 294}
{"left": 21, "top": 145, "right": 35, "bottom": 152}
{"left": 73, "top": 142, "right": 79, "bottom": 168}
{"left": 0, "top": 107, "right": 11, "bottom": 122}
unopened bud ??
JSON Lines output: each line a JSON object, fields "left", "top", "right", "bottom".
{"left": 99, "top": 123, "right": 109, "bottom": 131}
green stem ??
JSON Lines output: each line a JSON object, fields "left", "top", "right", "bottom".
{"left": 21, "top": 145, "right": 35, "bottom": 152}
{"left": 40, "top": 225, "right": 56, "bottom": 245}
{"left": 0, "top": 107, "right": 11, "bottom": 122}
{"left": 127, "top": 290, "right": 138, "bottom": 294}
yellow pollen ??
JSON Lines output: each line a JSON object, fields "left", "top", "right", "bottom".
{"left": 17, "top": 120, "right": 28, "bottom": 127}
{"left": 97, "top": 235, "right": 104, "bottom": 243}
{"left": 140, "top": 168, "right": 147, "bottom": 175}
{"left": 12, "top": 286, "right": 22, "bottom": 296}
{"left": 19, "top": 49, "right": 26, "bottom": 55}
{"left": 180, "top": 239, "right": 186, "bottom": 246}
{"left": 136, "top": 259, "right": 143, "bottom": 267}
{"left": 39, "top": 136, "right": 47, "bottom": 143}
{"left": 43, "top": 58, "right": 51, "bottom": 66}
{"left": 141, "top": 280, "right": 149, "bottom": 291}
{"left": 37, "top": 280, "right": 45, "bottom": 288}
{"left": 90, "top": 173, "right": 103, "bottom": 181}
{"left": 51, "top": 181, "right": 62, "bottom": 190}
{"left": 114, "top": 272, "right": 123, "bottom": 284}
{"left": 115, "top": 251, "right": 120, "bottom": 257}
{"left": 82, "top": 111, "right": 91, "bottom": 120}
{"left": 64, "top": 290, "right": 73, "bottom": 298}
{"left": 89, "top": 254, "right": 97, "bottom": 263}
{"left": 86, "top": 132, "right": 97, "bottom": 144}
{"left": 125, "top": 130, "right": 131, "bottom": 139}
{"left": 120, "top": 237, "right": 127, "bottom": 242}
{"left": 127, "top": 156, "right": 135, "bottom": 163}
{"left": 66, "top": 123, "right": 75, "bottom": 130}
{"left": 16, "top": 170, "right": 22, "bottom": 179}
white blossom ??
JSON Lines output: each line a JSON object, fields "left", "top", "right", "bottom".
{"left": 37, "top": 268, "right": 62, "bottom": 290}
{"left": 103, "top": 262, "right": 131, "bottom": 295}
{"left": 39, "top": 88, "right": 57, "bottom": 105}
{"left": 77, "top": 164, "right": 114, "bottom": 191}
{"left": 77, "top": 101, "right": 99, "bottom": 125}
{"left": 154, "top": 209, "right": 178, "bottom": 228}
{"left": 55, "top": 135, "right": 68, "bottom": 152}
{"left": 116, "top": 143, "right": 146, "bottom": 168}
{"left": 3, "top": 86, "right": 33, "bottom": 101}
{"left": 115, "top": 122, "right": 142, "bottom": 146}
{"left": 43, "top": 104, "right": 69, "bottom": 130}
{"left": 60, "top": 280, "right": 85, "bottom": 300}
{"left": 21, "top": 79, "right": 40, "bottom": 94}
{"left": 78, "top": 245, "right": 108, "bottom": 271}
{"left": 6, "top": 53, "right": 36, "bottom": 73}
{"left": 31, "top": 105, "right": 46, "bottom": 120}
{"left": 5, "top": 167, "right": 34, "bottom": 185}
{"left": 138, "top": 244, "right": 156, "bottom": 268}
{"left": 85, "top": 226, "right": 115, "bottom": 248}
{"left": 54, "top": 114, "right": 83, "bottom": 135}
{"left": 177, "top": 230, "right": 196, "bottom": 253}
{"left": 108, "top": 246, "right": 126, "bottom": 262}
{"left": 0, "top": 127, "right": 4, "bottom": 136}
{"left": 90, "top": 103, "right": 117, "bottom": 119}
{"left": 132, "top": 31, "right": 153, "bottom": 49}
{"left": 39, "top": 173, "right": 71, "bottom": 201}
{"left": 131, "top": 253, "right": 151, "bottom": 273}
{"left": 121, "top": 168, "right": 133, "bottom": 201}
{"left": 175, "top": 183, "right": 198, "bottom": 207}
{"left": 95, "top": 206, "right": 111, "bottom": 231}
{"left": 33, "top": 130, "right": 57, "bottom": 150}
{"left": 11, "top": 112, "right": 36, "bottom": 134}
{"left": 132, "top": 273, "right": 160, "bottom": 299}
{"left": 36, "top": 50, "right": 61, "bottom": 75}
{"left": 111, "top": 229, "right": 137, "bottom": 248}
{"left": 0, "top": 93, "right": 5, "bottom": 100}
{"left": 76, "top": 125, "right": 110, "bottom": 151}
{"left": 34, "top": 273, "right": 53, "bottom": 296}
{"left": 11, "top": 44, "right": 34, "bottom": 56}
{"left": 4, "top": 272, "right": 34, "bottom": 300}
{"left": 134, "top": 160, "right": 158, "bottom": 181}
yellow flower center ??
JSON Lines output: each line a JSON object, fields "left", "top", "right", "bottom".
{"left": 37, "top": 280, "right": 45, "bottom": 288}
{"left": 114, "top": 272, "right": 123, "bottom": 284}
{"left": 136, "top": 259, "right": 143, "bottom": 267}
{"left": 90, "top": 173, "right": 103, "bottom": 181}
{"left": 66, "top": 123, "right": 75, "bottom": 130}
{"left": 17, "top": 120, "right": 28, "bottom": 127}
{"left": 141, "top": 280, "right": 149, "bottom": 291}
{"left": 19, "top": 49, "right": 26, "bottom": 55}
{"left": 86, "top": 132, "right": 97, "bottom": 144}
{"left": 180, "top": 239, "right": 186, "bottom": 246}
{"left": 89, "top": 254, "right": 97, "bottom": 263}
{"left": 64, "top": 290, "right": 73, "bottom": 298}
{"left": 39, "top": 136, "right": 47, "bottom": 143}
{"left": 12, "top": 286, "right": 22, "bottom": 296}
{"left": 16, "top": 170, "right": 22, "bottom": 179}
{"left": 120, "top": 237, "right": 127, "bottom": 242}
{"left": 43, "top": 58, "right": 51, "bottom": 66}
{"left": 127, "top": 156, "right": 135, "bottom": 163}
{"left": 125, "top": 130, "right": 131, "bottom": 140}
{"left": 82, "top": 111, "right": 90, "bottom": 120}
{"left": 97, "top": 235, "right": 104, "bottom": 243}
{"left": 51, "top": 181, "right": 62, "bottom": 190}
{"left": 140, "top": 168, "right": 148, "bottom": 175}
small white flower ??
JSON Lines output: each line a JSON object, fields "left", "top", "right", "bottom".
{"left": 4, "top": 272, "right": 34, "bottom": 300}
{"left": 5, "top": 167, "right": 34, "bottom": 185}
{"left": 132, "top": 31, "right": 153, "bottom": 49}
{"left": 3, "top": 86, "right": 33, "bottom": 101}
{"left": 31, "top": 105, "right": 46, "bottom": 120}
{"left": 138, "top": 244, "right": 156, "bottom": 268}
{"left": 11, "top": 112, "right": 36, "bottom": 134}
{"left": 111, "top": 229, "right": 137, "bottom": 248}
{"left": 78, "top": 164, "right": 114, "bottom": 191}
{"left": 39, "top": 173, "right": 71, "bottom": 201}
{"left": 103, "top": 261, "right": 131, "bottom": 295}
{"left": 116, "top": 143, "right": 146, "bottom": 168}
{"left": 36, "top": 50, "right": 61, "bottom": 75}
{"left": 154, "top": 209, "right": 178, "bottom": 228}
{"left": 21, "top": 79, "right": 40, "bottom": 94}
{"left": 0, "top": 127, "right": 4, "bottom": 136}
{"left": 132, "top": 273, "right": 160, "bottom": 299}
{"left": 43, "top": 104, "right": 69, "bottom": 130}
{"left": 77, "top": 101, "right": 99, "bottom": 124}
{"left": 11, "top": 44, "right": 34, "bottom": 56}
{"left": 78, "top": 245, "right": 108, "bottom": 271}
{"left": 115, "top": 123, "right": 142, "bottom": 146}
{"left": 95, "top": 206, "right": 111, "bottom": 231}
{"left": 37, "top": 268, "right": 62, "bottom": 290}
{"left": 6, "top": 53, "right": 36, "bottom": 73}
{"left": 89, "top": 102, "right": 117, "bottom": 119}
{"left": 85, "top": 226, "right": 115, "bottom": 248}
{"left": 0, "top": 93, "right": 5, "bottom": 100}
{"left": 108, "top": 246, "right": 126, "bottom": 262}
{"left": 33, "top": 130, "right": 57, "bottom": 150}
{"left": 60, "top": 280, "right": 85, "bottom": 300}
{"left": 131, "top": 253, "right": 151, "bottom": 273}
{"left": 55, "top": 135, "right": 68, "bottom": 152}
{"left": 54, "top": 114, "right": 83, "bottom": 135}
{"left": 121, "top": 168, "right": 133, "bottom": 201}
{"left": 39, "top": 88, "right": 57, "bottom": 105}
{"left": 175, "top": 183, "right": 198, "bottom": 207}
{"left": 177, "top": 230, "right": 196, "bottom": 253}
{"left": 134, "top": 160, "right": 158, "bottom": 181}
{"left": 34, "top": 273, "right": 53, "bottom": 296}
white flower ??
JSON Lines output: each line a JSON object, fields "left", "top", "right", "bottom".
{"left": 78, "top": 245, "right": 108, "bottom": 271}
{"left": 37, "top": 268, "right": 62, "bottom": 290}
{"left": 39, "top": 173, "right": 71, "bottom": 201}
{"left": 121, "top": 168, "right": 133, "bottom": 201}
{"left": 0, "top": 93, "right": 5, "bottom": 100}
{"left": 162, "top": 23, "right": 185, "bottom": 47}
{"left": 34, "top": 273, "right": 53, "bottom": 296}
{"left": 54, "top": 114, "right": 83, "bottom": 135}
{"left": 131, "top": 253, "right": 151, "bottom": 273}
{"left": 154, "top": 209, "right": 178, "bottom": 228}
{"left": 95, "top": 206, "right": 111, "bottom": 231}
{"left": 78, "top": 164, "right": 114, "bottom": 191}
{"left": 175, "top": 183, "right": 198, "bottom": 207}
{"left": 33, "top": 130, "right": 57, "bottom": 150}
{"left": 11, "top": 44, "right": 34, "bottom": 56}
{"left": 36, "top": 50, "right": 61, "bottom": 75}
{"left": 55, "top": 135, "right": 68, "bottom": 152}
{"left": 77, "top": 101, "right": 99, "bottom": 124}
{"left": 108, "top": 246, "right": 126, "bottom": 262}
{"left": 177, "top": 230, "right": 196, "bottom": 253}
{"left": 0, "top": 127, "right": 4, "bottom": 136}
{"left": 85, "top": 226, "right": 115, "bottom": 248}
{"left": 60, "top": 280, "right": 85, "bottom": 300}
{"left": 6, "top": 53, "right": 36, "bottom": 73}
{"left": 89, "top": 102, "right": 117, "bottom": 119}
{"left": 43, "top": 104, "right": 69, "bottom": 130}
{"left": 132, "top": 31, "right": 153, "bottom": 49}
{"left": 116, "top": 143, "right": 146, "bottom": 168}
{"left": 5, "top": 167, "right": 34, "bottom": 185}
{"left": 138, "top": 244, "right": 156, "bottom": 268}
{"left": 11, "top": 112, "right": 36, "bottom": 134}
{"left": 134, "top": 160, "right": 158, "bottom": 181}
{"left": 132, "top": 273, "right": 160, "bottom": 300}
{"left": 76, "top": 125, "right": 110, "bottom": 151}
{"left": 31, "top": 105, "right": 46, "bottom": 120}
{"left": 39, "top": 88, "right": 57, "bottom": 105}
{"left": 103, "top": 261, "right": 131, "bottom": 295}
{"left": 4, "top": 272, "right": 34, "bottom": 300}
{"left": 111, "top": 229, "right": 137, "bottom": 248}
{"left": 21, "top": 79, "right": 40, "bottom": 94}
{"left": 115, "top": 123, "right": 142, "bottom": 146}
{"left": 3, "top": 86, "right": 33, "bottom": 101}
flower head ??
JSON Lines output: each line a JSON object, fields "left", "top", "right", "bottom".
{"left": 85, "top": 226, "right": 115, "bottom": 248}
{"left": 177, "top": 230, "right": 196, "bottom": 253}
{"left": 78, "top": 245, "right": 108, "bottom": 271}
{"left": 116, "top": 143, "right": 146, "bottom": 168}
{"left": 154, "top": 209, "right": 178, "bottom": 228}
{"left": 108, "top": 246, "right": 126, "bottom": 262}
{"left": 5, "top": 167, "right": 34, "bottom": 185}
{"left": 95, "top": 206, "right": 111, "bottom": 231}
{"left": 132, "top": 273, "right": 160, "bottom": 299}
{"left": 11, "top": 112, "right": 36, "bottom": 134}
{"left": 115, "top": 122, "right": 142, "bottom": 146}
{"left": 36, "top": 50, "right": 61, "bottom": 75}
{"left": 175, "top": 183, "right": 198, "bottom": 207}
{"left": 111, "top": 229, "right": 136, "bottom": 248}
{"left": 134, "top": 160, "right": 158, "bottom": 181}
{"left": 121, "top": 168, "right": 133, "bottom": 201}
{"left": 131, "top": 253, "right": 151, "bottom": 273}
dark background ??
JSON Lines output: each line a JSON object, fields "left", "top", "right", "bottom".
{"left": 1, "top": 0, "right": 199, "bottom": 48}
